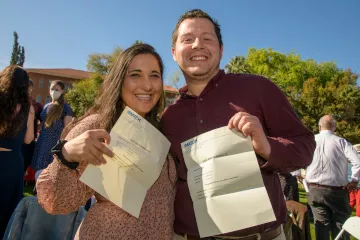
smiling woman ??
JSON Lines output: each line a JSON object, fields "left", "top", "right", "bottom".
{"left": 35, "top": 44, "right": 176, "bottom": 240}
{"left": 122, "top": 53, "right": 163, "bottom": 118}
{"left": 61, "top": 44, "right": 165, "bottom": 134}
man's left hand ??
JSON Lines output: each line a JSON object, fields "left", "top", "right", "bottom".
{"left": 346, "top": 181, "right": 358, "bottom": 191}
{"left": 228, "top": 112, "right": 271, "bottom": 160}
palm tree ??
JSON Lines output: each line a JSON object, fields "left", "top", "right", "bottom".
{"left": 225, "top": 56, "right": 251, "bottom": 74}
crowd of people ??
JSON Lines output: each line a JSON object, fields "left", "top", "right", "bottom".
{"left": 0, "top": 9, "right": 359, "bottom": 240}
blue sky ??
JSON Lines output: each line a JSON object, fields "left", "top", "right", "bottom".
{"left": 1, "top": 0, "right": 359, "bottom": 86}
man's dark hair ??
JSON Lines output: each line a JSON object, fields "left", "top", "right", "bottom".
{"left": 172, "top": 9, "right": 223, "bottom": 48}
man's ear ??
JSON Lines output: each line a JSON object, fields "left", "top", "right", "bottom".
{"left": 220, "top": 44, "right": 224, "bottom": 59}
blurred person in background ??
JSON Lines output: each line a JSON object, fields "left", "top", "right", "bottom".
{"left": 0, "top": 65, "right": 34, "bottom": 237}
{"left": 22, "top": 79, "right": 43, "bottom": 174}
{"left": 31, "top": 80, "right": 73, "bottom": 180}
{"left": 306, "top": 115, "right": 360, "bottom": 240}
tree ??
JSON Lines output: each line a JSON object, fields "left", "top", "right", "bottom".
{"left": 225, "top": 47, "right": 360, "bottom": 143}
{"left": 65, "top": 73, "right": 103, "bottom": 117}
{"left": 18, "top": 46, "right": 25, "bottom": 67}
{"left": 10, "top": 31, "right": 26, "bottom": 66}
{"left": 224, "top": 56, "right": 251, "bottom": 74}
{"left": 68, "top": 47, "right": 123, "bottom": 117}
{"left": 10, "top": 32, "right": 20, "bottom": 65}
{"left": 163, "top": 70, "right": 182, "bottom": 106}
{"left": 169, "top": 70, "right": 182, "bottom": 89}
{"left": 86, "top": 46, "right": 123, "bottom": 75}
{"left": 132, "top": 40, "right": 144, "bottom": 45}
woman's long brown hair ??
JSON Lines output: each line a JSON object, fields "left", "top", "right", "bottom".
{"left": 62, "top": 43, "right": 165, "bottom": 137}
{"left": 0, "top": 65, "right": 30, "bottom": 137}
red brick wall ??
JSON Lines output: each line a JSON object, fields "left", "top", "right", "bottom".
{"left": 28, "top": 73, "right": 80, "bottom": 105}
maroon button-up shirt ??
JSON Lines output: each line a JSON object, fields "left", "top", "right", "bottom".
{"left": 160, "top": 70, "right": 315, "bottom": 237}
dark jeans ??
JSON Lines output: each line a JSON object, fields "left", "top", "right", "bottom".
{"left": 22, "top": 141, "right": 35, "bottom": 174}
{"left": 307, "top": 185, "right": 351, "bottom": 240}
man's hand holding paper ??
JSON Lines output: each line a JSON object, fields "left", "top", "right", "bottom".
{"left": 228, "top": 109, "right": 271, "bottom": 160}
{"left": 182, "top": 126, "right": 276, "bottom": 237}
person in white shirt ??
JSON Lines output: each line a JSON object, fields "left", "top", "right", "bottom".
{"left": 306, "top": 115, "right": 360, "bottom": 240}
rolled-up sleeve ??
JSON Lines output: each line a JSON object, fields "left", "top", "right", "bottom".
{"left": 36, "top": 116, "right": 98, "bottom": 215}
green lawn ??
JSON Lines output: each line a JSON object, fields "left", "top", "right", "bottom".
{"left": 24, "top": 181, "right": 35, "bottom": 197}
{"left": 298, "top": 184, "right": 357, "bottom": 240}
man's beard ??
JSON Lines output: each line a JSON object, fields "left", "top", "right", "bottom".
{"left": 182, "top": 65, "right": 220, "bottom": 80}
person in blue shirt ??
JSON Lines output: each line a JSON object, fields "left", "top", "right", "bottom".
{"left": 31, "top": 80, "right": 73, "bottom": 179}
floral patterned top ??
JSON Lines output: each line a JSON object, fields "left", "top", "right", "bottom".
{"left": 36, "top": 114, "right": 177, "bottom": 240}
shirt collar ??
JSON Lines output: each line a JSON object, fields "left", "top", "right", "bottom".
{"left": 319, "top": 130, "right": 334, "bottom": 135}
{"left": 179, "top": 70, "right": 225, "bottom": 99}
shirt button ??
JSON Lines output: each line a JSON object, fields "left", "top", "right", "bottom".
{"left": 199, "top": 98, "right": 203, "bottom": 101}
{"left": 215, "top": 84, "right": 218, "bottom": 87}
{"left": 200, "top": 120, "right": 203, "bottom": 124}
